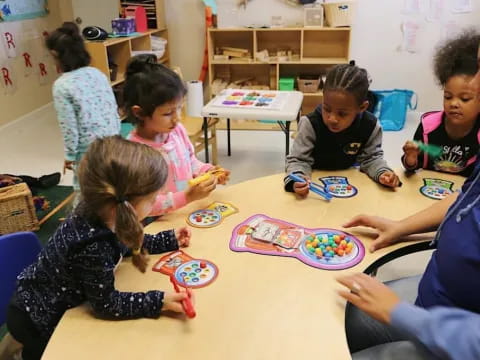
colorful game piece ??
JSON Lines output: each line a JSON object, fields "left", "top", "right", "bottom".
{"left": 170, "top": 275, "right": 196, "bottom": 318}
{"left": 319, "top": 176, "right": 358, "bottom": 198}
{"left": 240, "top": 101, "right": 254, "bottom": 106}
{"left": 153, "top": 250, "right": 219, "bottom": 288}
{"left": 231, "top": 92, "right": 245, "bottom": 96}
{"left": 420, "top": 178, "right": 454, "bottom": 200}
{"left": 414, "top": 141, "right": 443, "bottom": 158}
{"left": 222, "top": 100, "right": 237, "bottom": 105}
{"left": 230, "top": 214, "right": 365, "bottom": 270}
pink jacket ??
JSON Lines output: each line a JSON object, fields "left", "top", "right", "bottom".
{"left": 128, "top": 124, "right": 213, "bottom": 215}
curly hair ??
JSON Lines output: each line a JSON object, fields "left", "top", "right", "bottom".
{"left": 433, "top": 29, "right": 480, "bottom": 86}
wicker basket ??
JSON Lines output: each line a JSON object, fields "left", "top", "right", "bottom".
{"left": 0, "top": 183, "right": 39, "bottom": 235}
{"left": 323, "top": 1, "right": 354, "bottom": 27}
{"left": 297, "top": 76, "right": 321, "bottom": 93}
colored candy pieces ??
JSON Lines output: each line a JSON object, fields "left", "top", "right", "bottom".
{"left": 305, "top": 233, "right": 354, "bottom": 261}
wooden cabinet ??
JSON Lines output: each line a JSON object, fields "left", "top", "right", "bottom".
{"left": 208, "top": 27, "right": 351, "bottom": 114}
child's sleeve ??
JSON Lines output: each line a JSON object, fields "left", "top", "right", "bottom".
{"left": 179, "top": 123, "right": 213, "bottom": 176}
{"left": 143, "top": 230, "right": 179, "bottom": 254}
{"left": 284, "top": 116, "right": 317, "bottom": 192}
{"left": 150, "top": 191, "right": 189, "bottom": 215}
{"left": 357, "top": 121, "right": 393, "bottom": 182}
{"left": 401, "top": 123, "right": 424, "bottom": 171}
{"left": 74, "top": 241, "right": 164, "bottom": 319}
{"left": 53, "top": 83, "right": 79, "bottom": 161}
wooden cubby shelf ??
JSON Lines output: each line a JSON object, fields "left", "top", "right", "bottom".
{"left": 208, "top": 27, "right": 351, "bottom": 114}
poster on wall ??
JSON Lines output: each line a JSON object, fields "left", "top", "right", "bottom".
{"left": 0, "top": 0, "right": 48, "bottom": 22}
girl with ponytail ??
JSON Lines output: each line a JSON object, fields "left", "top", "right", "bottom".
{"left": 46, "top": 22, "right": 120, "bottom": 196}
{"left": 7, "top": 136, "right": 192, "bottom": 360}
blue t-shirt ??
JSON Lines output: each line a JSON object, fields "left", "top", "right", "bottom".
{"left": 416, "top": 161, "right": 480, "bottom": 313}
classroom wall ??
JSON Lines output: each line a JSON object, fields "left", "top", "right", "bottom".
{"left": 166, "top": 0, "right": 479, "bottom": 112}
{"left": 0, "top": 0, "right": 62, "bottom": 127}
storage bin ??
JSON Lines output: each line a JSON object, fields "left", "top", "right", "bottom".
{"left": 279, "top": 77, "right": 295, "bottom": 91}
{"left": 323, "top": 1, "right": 354, "bottom": 27}
{"left": 372, "top": 89, "right": 417, "bottom": 131}
{"left": 297, "top": 75, "right": 321, "bottom": 93}
{"left": 0, "top": 183, "right": 39, "bottom": 235}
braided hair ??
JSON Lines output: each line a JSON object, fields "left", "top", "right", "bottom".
{"left": 324, "top": 61, "right": 370, "bottom": 105}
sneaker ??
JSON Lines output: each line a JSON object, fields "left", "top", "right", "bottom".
{"left": 38, "top": 172, "right": 61, "bottom": 188}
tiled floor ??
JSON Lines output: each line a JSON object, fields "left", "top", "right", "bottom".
{"left": 1, "top": 105, "right": 431, "bottom": 280}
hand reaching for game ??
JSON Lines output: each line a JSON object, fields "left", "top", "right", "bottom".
{"left": 175, "top": 227, "right": 191, "bottom": 247}
{"left": 337, "top": 273, "right": 400, "bottom": 324}
{"left": 343, "top": 215, "right": 403, "bottom": 252}
{"left": 292, "top": 174, "right": 310, "bottom": 198}
{"left": 186, "top": 175, "right": 217, "bottom": 203}
{"left": 162, "top": 291, "right": 191, "bottom": 314}
{"left": 403, "top": 141, "right": 420, "bottom": 168}
{"left": 378, "top": 171, "right": 401, "bottom": 188}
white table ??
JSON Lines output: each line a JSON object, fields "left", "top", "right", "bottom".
{"left": 201, "top": 90, "right": 304, "bottom": 162}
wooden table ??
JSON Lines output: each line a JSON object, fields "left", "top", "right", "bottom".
{"left": 42, "top": 169, "right": 463, "bottom": 360}
{"left": 201, "top": 90, "right": 304, "bottom": 162}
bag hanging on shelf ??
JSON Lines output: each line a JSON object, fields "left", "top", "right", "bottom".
{"left": 372, "top": 89, "right": 417, "bottom": 131}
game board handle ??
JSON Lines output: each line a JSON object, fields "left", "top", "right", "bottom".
{"left": 170, "top": 276, "right": 196, "bottom": 319}
{"left": 288, "top": 174, "right": 332, "bottom": 201}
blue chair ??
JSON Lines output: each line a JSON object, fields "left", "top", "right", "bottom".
{"left": 0, "top": 232, "right": 42, "bottom": 325}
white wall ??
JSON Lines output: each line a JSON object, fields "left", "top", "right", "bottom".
{"left": 166, "top": 0, "right": 480, "bottom": 112}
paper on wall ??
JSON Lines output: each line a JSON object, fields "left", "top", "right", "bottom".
{"left": 450, "top": 0, "right": 472, "bottom": 13}
{"left": 441, "top": 20, "right": 461, "bottom": 40}
{"left": 425, "top": 0, "right": 445, "bottom": 22}
{"left": 0, "top": 22, "right": 21, "bottom": 58}
{"left": 0, "top": 59, "right": 17, "bottom": 95}
{"left": 399, "top": 21, "right": 421, "bottom": 54}
{"left": 403, "top": 0, "right": 421, "bottom": 14}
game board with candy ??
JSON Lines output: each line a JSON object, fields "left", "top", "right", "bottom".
{"left": 230, "top": 214, "right": 365, "bottom": 270}
{"left": 420, "top": 178, "right": 454, "bottom": 200}
{"left": 152, "top": 250, "right": 219, "bottom": 288}
{"left": 212, "top": 89, "right": 288, "bottom": 111}
{"left": 187, "top": 201, "right": 238, "bottom": 228}
{"left": 319, "top": 176, "right": 358, "bottom": 198}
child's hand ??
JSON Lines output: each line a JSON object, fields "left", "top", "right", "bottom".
{"left": 214, "top": 166, "right": 230, "bottom": 185}
{"left": 378, "top": 171, "right": 400, "bottom": 188}
{"left": 186, "top": 175, "right": 217, "bottom": 202}
{"left": 175, "top": 227, "right": 191, "bottom": 247}
{"left": 63, "top": 160, "right": 75, "bottom": 174}
{"left": 402, "top": 141, "right": 420, "bottom": 167}
{"left": 337, "top": 273, "right": 400, "bottom": 324}
{"left": 162, "top": 291, "right": 188, "bottom": 313}
{"left": 293, "top": 175, "right": 310, "bottom": 197}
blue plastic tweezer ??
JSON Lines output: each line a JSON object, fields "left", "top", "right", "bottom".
{"left": 288, "top": 174, "right": 332, "bottom": 201}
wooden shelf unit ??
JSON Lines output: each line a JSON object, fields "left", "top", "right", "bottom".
{"left": 120, "top": 0, "right": 165, "bottom": 29}
{"left": 86, "top": 28, "right": 169, "bottom": 87}
{"left": 208, "top": 27, "right": 350, "bottom": 115}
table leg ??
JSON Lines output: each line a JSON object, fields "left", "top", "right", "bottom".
{"left": 203, "top": 117, "right": 210, "bottom": 163}
{"left": 285, "top": 121, "right": 291, "bottom": 156}
{"left": 227, "top": 118, "right": 231, "bottom": 156}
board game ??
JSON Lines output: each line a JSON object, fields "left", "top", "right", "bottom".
{"left": 420, "top": 178, "right": 454, "bottom": 200}
{"left": 212, "top": 89, "right": 288, "bottom": 111}
{"left": 229, "top": 214, "right": 365, "bottom": 270}
{"left": 319, "top": 176, "right": 358, "bottom": 198}
{"left": 187, "top": 201, "right": 238, "bottom": 228}
{"left": 152, "top": 250, "right": 218, "bottom": 288}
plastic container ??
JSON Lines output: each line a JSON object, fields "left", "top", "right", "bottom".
{"left": 297, "top": 75, "right": 321, "bottom": 93}
{"left": 372, "top": 89, "right": 417, "bottom": 131}
{"left": 279, "top": 77, "right": 295, "bottom": 91}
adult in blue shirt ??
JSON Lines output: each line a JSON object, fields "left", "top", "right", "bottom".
{"left": 337, "top": 33, "right": 480, "bottom": 359}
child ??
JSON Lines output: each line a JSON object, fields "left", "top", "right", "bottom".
{"left": 46, "top": 22, "right": 120, "bottom": 191}
{"left": 123, "top": 56, "right": 229, "bottom": 215}
{"left": 6, "top": 136, "right": 192, "bottom": 360}
{"left": 402, "top": 30, "right": 480, "bottom": 177}
{"left": 284, "top": 63, "right": 400, "bottom": 195}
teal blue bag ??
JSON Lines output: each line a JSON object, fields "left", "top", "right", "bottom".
{"left": 372, "top": 89, "right": 417, "bottom": 131}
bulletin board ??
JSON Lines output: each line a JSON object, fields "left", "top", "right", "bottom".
{"left": 0, "top": 0, "right": 48, "bottom": 22}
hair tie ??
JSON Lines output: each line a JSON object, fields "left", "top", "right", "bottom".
{"left": 132, "top": 248, "right": 141, "bottom": 255}
{"left": 116, "top": 196, "right": 127, "bottom": 204}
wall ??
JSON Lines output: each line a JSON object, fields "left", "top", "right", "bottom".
{"left": 0, "top": 0, "right": 62, "bottom": 127}
{"left": 166, "top": 0, "right": 479, "bottom": 112}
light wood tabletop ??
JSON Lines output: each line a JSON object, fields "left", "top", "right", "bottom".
{"left": 42, "top": 169, "right": 463, "bottom": 360}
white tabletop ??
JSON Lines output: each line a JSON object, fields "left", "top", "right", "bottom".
{"left": 202, "top": 89, "right": 304, "bottom": 121}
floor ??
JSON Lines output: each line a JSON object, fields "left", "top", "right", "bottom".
{"left": 1, "top": 105, "right": 432, "bottom": 281}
